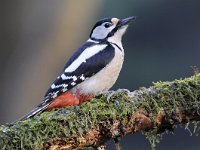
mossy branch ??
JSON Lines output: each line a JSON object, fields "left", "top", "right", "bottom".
{"left": 1, "top": 75, "right": 200, "bottom": 149}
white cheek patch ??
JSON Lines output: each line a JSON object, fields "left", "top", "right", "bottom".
{"left": 91, "top": 24, "right": 116, "bottom": 40}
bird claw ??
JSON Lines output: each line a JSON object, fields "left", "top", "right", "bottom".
{"left": 100, "top": 90, "right": 115, "bottom": 102}
{"left": 115, "top": 100, "right": 120, "bottom": 108}
{"left": 106, "top": 91, "right": 115, "bottom": 102}
{"left": 103, "top": 89, "right": 130, "bottom": 103}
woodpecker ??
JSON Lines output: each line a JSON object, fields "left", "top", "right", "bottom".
{"left": 19, "top": 16, "right": 135, "bottom": 121}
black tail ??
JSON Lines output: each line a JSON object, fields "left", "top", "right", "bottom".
{"left": 19, "top": 100, "right": 51, "bottom": 121}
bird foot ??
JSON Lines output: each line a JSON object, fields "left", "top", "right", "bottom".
{"left": 102, "top": 89, "right": 130, "bottom": 103}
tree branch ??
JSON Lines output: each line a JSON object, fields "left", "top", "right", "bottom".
{"left": 1, "top": 75, "right": 200, "bottom": 149}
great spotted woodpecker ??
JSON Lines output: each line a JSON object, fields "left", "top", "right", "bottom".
{"left": 19, "top": 16, "right": 135, "bottom": 121}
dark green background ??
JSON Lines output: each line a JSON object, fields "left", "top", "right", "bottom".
{"left": 1, "top": 0, "right": 200, "bottom": 149}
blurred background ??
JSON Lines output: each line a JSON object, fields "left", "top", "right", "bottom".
{"left": 1, "top": 0, "right": 200, "bottom": 149}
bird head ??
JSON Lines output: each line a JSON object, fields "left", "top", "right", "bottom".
{"left": 90, "top": 16, "right": 135, "bottom": 43}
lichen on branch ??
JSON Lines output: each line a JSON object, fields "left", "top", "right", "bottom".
{"left": 1, "top": 75, "right": 200, "bottom": 150}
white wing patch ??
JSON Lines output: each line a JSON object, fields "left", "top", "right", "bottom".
{"left": 49, "top": 74, "right": 86, "bottom": 96}
{"left": 64, "top": 44, "right": 107, "bottom": 73}
{"left": 71, "top": 82, "right": 76, "bottom": 86}
{"left": 80, "top": 74, "right": 85, "bottom": 80}
{"left": 61, "top": 74, "right": 77, "bottom": 81}
{"left": 91, "top": 23, "right": 116, "bottom": 40}
{"left": 51, "top": 83, "right": 68, "bottom": 89}
{"left": 52, "top": 91, "right": 59, "bottom": 98}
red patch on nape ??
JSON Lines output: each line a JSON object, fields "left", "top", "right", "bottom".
{"left": 46, "top": 91, "right": 94, "bottom": 110}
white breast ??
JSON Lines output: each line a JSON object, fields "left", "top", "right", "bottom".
{"left": 72, "top": 44, "right": 124, "bottom": 95}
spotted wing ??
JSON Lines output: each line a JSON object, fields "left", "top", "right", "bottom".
{"left": 44, "top": 42, "right": 115, "bottom": 102}
{"left": 19, "top": 42, "right": 115, "bottom": 121}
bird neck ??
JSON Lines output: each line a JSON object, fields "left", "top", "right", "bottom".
{"left": 107, "top": 31, "right": 123, "bottom": 50}
{"left": 87, "top": 36, "right": 123, "bottom": 51}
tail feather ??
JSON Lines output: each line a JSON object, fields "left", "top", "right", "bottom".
{"left": 19, "top": 101, "right": 51, "bottom": 121}
{"left": 18, "top": 91, "right": 78, "bottom": 121}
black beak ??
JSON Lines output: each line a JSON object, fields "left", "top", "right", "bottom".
{"left": 118, "top": 16, "right": 136, "bottom": 28}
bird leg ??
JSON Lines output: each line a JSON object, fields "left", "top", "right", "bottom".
{"left": 102, "top": 89, "right": 130, "bottom": 102}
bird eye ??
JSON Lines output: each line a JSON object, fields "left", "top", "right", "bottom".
{"left": 104, "top": 22, "right": 112, "bottom": 28}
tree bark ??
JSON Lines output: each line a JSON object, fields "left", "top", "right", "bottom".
{"left": 0, "top": 75, "right": 200, "bottom": 150}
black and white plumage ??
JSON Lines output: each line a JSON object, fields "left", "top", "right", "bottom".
{"left": 19, "top": 16, "right": 135, "bottom": 121}
{"left": 44, "top": 42, "right": 115, "bottom": 99}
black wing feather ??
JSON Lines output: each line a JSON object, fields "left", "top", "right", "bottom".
{"left": 19, "top": 42, "right": 115, "bottom": 121}
{"left": 45, "top": 43, "right": 115, "bottom": 98}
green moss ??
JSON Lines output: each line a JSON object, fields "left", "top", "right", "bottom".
{"left": 1, "top": 75, "right": 200, "bottom": 149}
{"left": 144, "top": 129, "right": 161, "bottom": 150}
{"left": 0, "top": 92, "right": 132, "bottom": 149}
{"left": 140, "top": 75, "right": 200, "bottom": 149}
{"left": 192, "top": 121, "right": 200, "bottom": 134}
